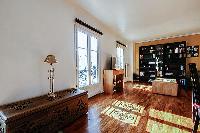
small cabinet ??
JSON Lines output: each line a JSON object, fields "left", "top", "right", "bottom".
{"left": 103, "top": 69, "right": 124, "bottom": 94}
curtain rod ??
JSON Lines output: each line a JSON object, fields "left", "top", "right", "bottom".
{"left": 116, "top": 41, "right": 127, "bottom": 47}
{"left": 75, "top": 18, "right": 103, "bottom": 35}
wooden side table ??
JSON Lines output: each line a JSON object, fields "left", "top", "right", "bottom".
{"left": 103, "top": 69, "right": 124, "bottom": 94}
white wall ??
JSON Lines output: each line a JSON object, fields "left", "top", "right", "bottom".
{"left": 0, "top": 0, "right": 132, "bottom": 105}
{"left": 125, "top": 43, "right": 133, "bottom": 81}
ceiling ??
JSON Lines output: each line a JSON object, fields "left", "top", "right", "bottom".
{"left": 72, "top": 0, "right": 200, "bottom": 42}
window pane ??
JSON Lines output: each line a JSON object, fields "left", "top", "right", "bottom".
{"left": 120, "top": 48, "right": 123, "bottom": 57}
{"left": 78, "top": 70, "right": 89, "bottom": 87}
{"left": 120, "top": 57, "right": 124, "bottom": 68}
{"left": 78, "top": 31, "right": 87, "bottom": 49}
{"left": 116, "top": 47, "right": 124, "bottom": 69}
{"left": 117, "top": 47, "right": 120, "bottom": 58}
{"left": 91, "top": 69, "right": 98, "bottom": 84}
{"left": 78, "top": 48, "right": 88, "bottom": 71}
{"left": 91, "top": 36, "right": 98, "bottom": 51}
{"left": 91, "top": 51, "right": 98, "bottom": 70}
{"left": 91, "top": 51, "right": 98, "bottom": 84}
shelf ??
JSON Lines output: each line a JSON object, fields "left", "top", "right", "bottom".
{"left": 165, "top": 53, "right": 185, "bottom": 55}
{"left": 165, "top": 70, "right": 178, "bottom": 72}
{"left": 139, "top": 68, "right": 156, "bottom": 70}
{"left": 140, "top": 52, "right": 155, "bottom": 55}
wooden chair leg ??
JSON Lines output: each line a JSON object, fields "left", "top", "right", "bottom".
{"left": 193, "top": 114, "right": 199, "bottom": 133}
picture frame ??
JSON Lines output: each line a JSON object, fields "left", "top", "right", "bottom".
{"left": 187, "top": 45, "right": 199, "bottom": 57}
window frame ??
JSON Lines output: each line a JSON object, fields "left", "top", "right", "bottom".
{"left": 75, "top": 25, "right": 101, "bottom": 88}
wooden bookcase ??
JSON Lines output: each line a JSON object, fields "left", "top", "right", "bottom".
{"left": 139, "top": 41, "right": 186, "bottom": 86}
{"left": 163, "top": 41, "right": 186, "bottom": 86}
{"left": 103, "top": 69, "right": 124, "bottom": 94}
{"left": 155, "top": 44, "right": 164, "bottom": 78}
{"left": 139, "top": 46, "right": 157, "bottom": 82}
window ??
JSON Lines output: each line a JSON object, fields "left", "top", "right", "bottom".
{"left": 116, "top": 47, "right": 124, "bottom": 69}
{"left": 75, "top": 28, "right": 100, "bottom": 87}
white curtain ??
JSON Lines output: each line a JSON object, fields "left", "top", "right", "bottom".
{"left": 116, "top": 43, "right": 125, "bottom": 69}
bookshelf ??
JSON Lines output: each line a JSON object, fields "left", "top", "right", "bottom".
{"left": 155, "top": 44, "right": 164, "bottom": 78}
{"left": 139, "top": 41, "right": 186, "bottom": 86}
{"left": 139, "top": 46, "right": 157, "bottom": 82}
{"left": 163, "top": 41, "right": 186, "bottom": 86}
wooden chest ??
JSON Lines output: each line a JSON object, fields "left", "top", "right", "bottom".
{"left": 0, "top": 88, "right": 88, "bottom": 133}
{"left": 152, "top": 80, "right": 178, "bottom": 96}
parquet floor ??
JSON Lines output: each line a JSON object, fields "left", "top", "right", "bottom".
{"left": 62, "top": 82, "right": 194, "bottom": 133}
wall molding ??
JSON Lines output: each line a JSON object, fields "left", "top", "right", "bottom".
{"left": 135, "top": 32, "right": 200, "bottom": 44}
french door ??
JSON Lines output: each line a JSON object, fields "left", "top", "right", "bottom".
{"left": 76, "top": 29, "right": 100, "bottom": 87}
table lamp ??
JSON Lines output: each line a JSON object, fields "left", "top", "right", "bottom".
{"left": 44, "top": 55, "right": 57, "bottom": 98}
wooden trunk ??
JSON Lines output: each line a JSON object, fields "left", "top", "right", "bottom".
{"left": 0, "top": 88, "right": 88, "bottom": 133}
{"left": 152, "top": 81, "right": 178, "bottom": 96}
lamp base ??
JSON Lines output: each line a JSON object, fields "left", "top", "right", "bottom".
{"left": 48, "top": 92, "right": 56, "bottom": 98}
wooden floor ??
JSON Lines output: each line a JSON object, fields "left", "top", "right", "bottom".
{"left": 62, "top": 82, "right": 193, "bottom": 133}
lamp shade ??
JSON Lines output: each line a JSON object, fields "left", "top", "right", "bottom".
{"left": 44, "top": 55, "right": 57, "bottom": 65}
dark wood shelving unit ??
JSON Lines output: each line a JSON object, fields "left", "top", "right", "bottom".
{"left": 155, "top": 44, "right": 164, "bottom": 78}
{"left": 163, "top": 41, "right": 186, "bottom": 87}
{"left": 139, "top": 46, "right": 157, "bottom": 82}
{"left": 139, "top": 41, "right": 186, "bottom": 87}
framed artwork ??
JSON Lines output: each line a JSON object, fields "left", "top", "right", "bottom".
{"left": 187, "top": 45, "right": 199, "bottom": 57}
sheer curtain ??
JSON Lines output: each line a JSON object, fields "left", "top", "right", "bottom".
{"left": 116, "top": 43, "right": 124, "bottom": 69}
